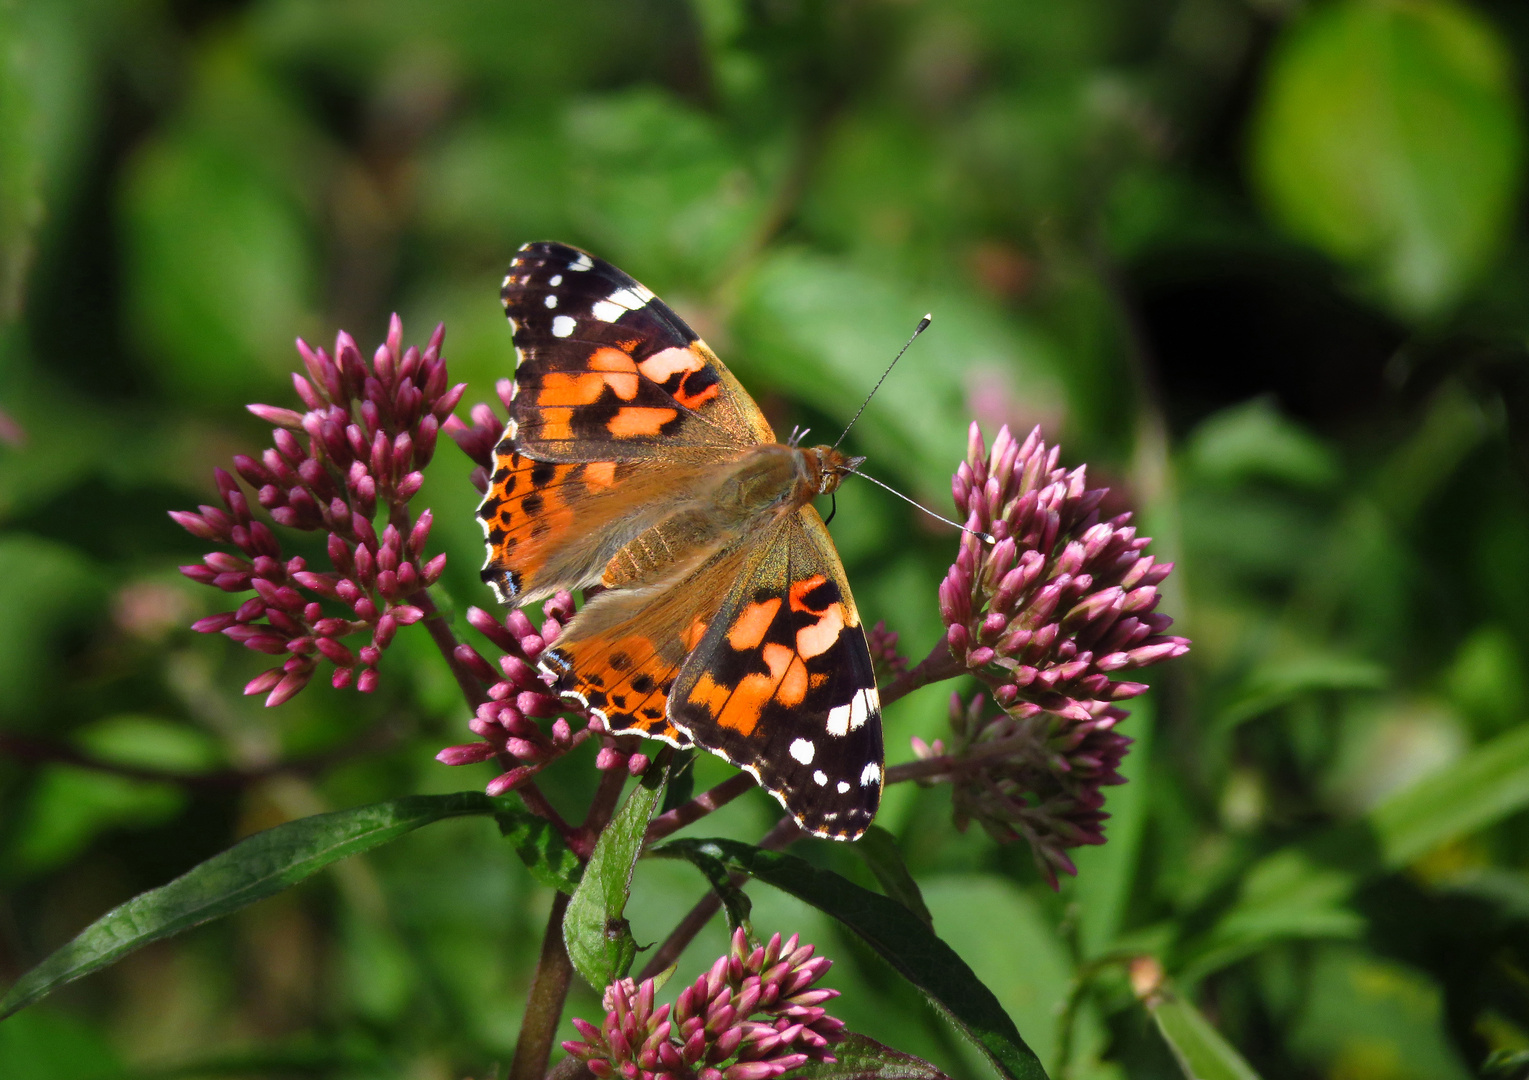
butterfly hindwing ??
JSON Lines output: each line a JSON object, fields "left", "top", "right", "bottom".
{"left": 669, "top": 507, "right": 883, "bottom": 839}
{"left": 537, "top": 545, "right": 752, "bottom": 747}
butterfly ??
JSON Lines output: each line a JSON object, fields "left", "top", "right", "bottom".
{"left": 477, "top": 241, "right": 882, "bottom": 840}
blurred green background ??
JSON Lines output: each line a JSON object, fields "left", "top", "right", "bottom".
{"left": 4, "top": 0, "right": 1529, "bottom": 1077}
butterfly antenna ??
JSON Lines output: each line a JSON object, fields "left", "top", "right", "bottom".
{"left": 833, "top": 314, "right": 932, "bottom": 449}
{"left": 845, "top": 468, "right": 995, "bottom": 544}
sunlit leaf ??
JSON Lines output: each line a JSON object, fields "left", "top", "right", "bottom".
{"left": 1251, "top": 0, "right": 1526, "bottom": 317}
{"left": 563, "top": 767, "right": 665, "bottom": 990}
{"left": 656, "top": 838, "right": 1049, "bottom": 1080}
{"left": 0, "top": 792, "right": 515, "bottom": 1019}
{"left": 495, "top": 806, "right": 583, "bottom": 895}
{"left": 795, "top": 1033, "right": 954, "bottom": 1080}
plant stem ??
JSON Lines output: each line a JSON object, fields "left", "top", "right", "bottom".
{"left": 880, "top": 639, "right": 964, "bottom": 709}
{"left": 410, "top": 587, "right": 489, "bottom": 709}
{"left": 411, "top": 585, "right": 575, "bottom": 841}
{"left": 645, "top": 772, "right": 756, "bottom": 843}
{"left": 572, "top": 761, "right": 632, "bottom": 859}
{"left": 884, "top": 732, "right": 1039, "bottom": 784}
{"left": 636, "top": 816, "right": 802, "bottom": 982}
{"left": 508, "top": 890, "right": 574, "bottom": 1080}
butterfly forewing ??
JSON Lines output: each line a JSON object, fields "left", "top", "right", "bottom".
{"left": 500, "top": 242, "right": 772, "bottom": 461}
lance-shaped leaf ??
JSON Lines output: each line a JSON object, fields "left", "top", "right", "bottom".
{"left": 563, "top": 765, "right": 667, "bottom": 989}
{"left": 655, "top": 837, "right": 1049, "bottom": 1080}
{"left": 1133, "top": 960, "right": 1263, "bottom": 1080}
{"left": 853, "top": 825, "right": 935, "bottom": 928}
{"left": 795, "top": 1033, "right": 954, "bottom": 1079}
{"left": 0, "top": 791, "right": 516, "bottom": 1020}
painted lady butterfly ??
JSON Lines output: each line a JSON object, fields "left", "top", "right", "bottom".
{"left": 478, "top": 242, "right": 882, "bottom": 840}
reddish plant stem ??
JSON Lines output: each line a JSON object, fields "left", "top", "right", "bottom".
{"left": 410, "top": 586, "right": 575, "bottom": 843}
{"left": 410, "top": 588, "right": 489, "bottom": 709}
{"left": 507, "top": 889, "right": 574, "bottom": 1080}
{"left": 635, "top": 816, "right": 802, "bottom": 983}
{"left": 645, "top": 772, "right": 756, "bottom": 844}
{"left": 879, "top": 639, "right": 964, "bottom": 708}
{"left": 571, "top": 762, "right": 632, "bottom": 859}
{"left": 884, "top": 732, "right": 1040, "bottom": 785}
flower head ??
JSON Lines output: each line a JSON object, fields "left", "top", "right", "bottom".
{"left": 563, "top": 928, "right": 845, "bottom": 1080}
{"left": 170, "top": 316, "right": 460, "bottom": 704}
{"left": 935, "top": 424, "right": 1189, "bottom": 884}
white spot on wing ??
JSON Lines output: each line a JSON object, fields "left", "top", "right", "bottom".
{"left": 813, "top": 770, "right": 828, "bottom": 786}
{"left": 544, "top": 295, "right": 557, "bottom": 308}
{"left": 549, "top": 274, "right": 563, "bottom": 286}
{"left": 551, "top": 315, "right": 576, "bottom": 338}
{"left": 826, "top": 702, "right": 851, "bottom": 737}
{"left": 570, "top": 252, "right": 593, "bottom": 271}
{"left": 860, "top": 762, "right": 881, "bottom": 788}
{"left": 789, "top": 738, "right": 815, "bottom": 764}
{"left": 836, "top": 781, "right": 850, "bottom": 794}
{"left": 591, "top": 299, "right": 623, "bottom": 323}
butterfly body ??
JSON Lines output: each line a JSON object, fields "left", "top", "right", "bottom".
{"left": 479, "top": 242, "right": 883, "bottom": 840}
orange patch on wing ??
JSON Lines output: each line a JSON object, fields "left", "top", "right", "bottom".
{"left": 638, "top": 346, "right": 705, "bottom": 384}
{"left": 537, "top": 408, "right": 574, "bottom": 441}
{"left": 589, "top": 348, "right": 640, "bottom": 400}
{"left": 692, "top": 642, "right": 809, "bottom": 735}
{"left": 583, "top": 461, "right": 618, "bottom": 490}
{"left": 727, "top": 598, "right": 781, "bottom": 651}
{"left": 795, "top": 603, "right": 845, "bottom": 659}
{"left": 607, "top": 407, "right": 678, "bottom": 437}
{"left": 672, "top": 379, "right": 720, "bottom": 410}
{"left": 788, "top": 574, "right": 831, "bottom": 612}
{"left": 538, "top": 373, "right": 605, "bottom": 407}
{"left": 484, "top": 455, "right": 578, "bottom": 581}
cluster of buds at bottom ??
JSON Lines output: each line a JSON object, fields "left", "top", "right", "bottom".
{"left": 435, "top": 590, "right": 653, "bottom": 795}
{"left": 564, "top": 928, "right": 845, "bottom": 1080}
{"left": 172, "top": 316, "right": 458, "bottom": 704}
{"left": 932, "top": 424, "right": 1190, "bottom": 885}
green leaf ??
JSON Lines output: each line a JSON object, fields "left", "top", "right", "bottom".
{"left": 1071, "top": 697, "right": 1155, "bottom": 957}
{"left": 563, "top": 766, "right": 666, "bottom": 990}
{"left": 0, "top": 1, "right": 43, "bottom": 322}
{"left": 1188, "top": 723, "right": 1529, "bottom": 979}
{"left": 495, "top": 805, "right": 583, "bottom": 894}
{"left": 853, "top": 826, "right": 934, "bottom": 928}
{"left": 651, "top": 841, "right": 753, "bottom": 936}
{"left": 1250, "top": 0, "right": 1526, "bottom": 317}
{"left": 656, "top": 838, "right": 1049, "bottom": 1080}
{"left": 1142, "top": 981, "right": 1263, "bottom": 1080}
{"left": 0, "top": 792, "right": 514, "bottom": 1020}
{"left": 794, "top": 1033, "right": 954, "bottom": 1080}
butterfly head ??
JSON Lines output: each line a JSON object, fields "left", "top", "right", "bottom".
{"left": 804, "top": 445, "right": 865, "bottom": 497}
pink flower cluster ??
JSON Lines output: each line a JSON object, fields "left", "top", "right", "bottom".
{"left": 933, "top": 424, "right": 1189, "bottom": 883}
{"left": 171, "top": 316, "right": 459, "bottom": 705}
{"left": 434, "top": 592, "right": 653, "bottom": 795}
{"left": 564, "top": 929, "right": 845, "bottom": 1080}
